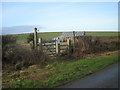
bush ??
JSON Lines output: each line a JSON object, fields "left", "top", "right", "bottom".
{"left": 2, "top": 35, "right": 17, "bottom": 65}
{"left": 3, "top": 45, "right": 49, "bottom": 71}
{"left": 2, "top": 35, "right": 49, "bottom": 71}
{"left": 63, "top": 36, "right": 120, "bottom": 59}
{"left": 2, "top": 35, "right": 16, "bottom": 46}
{"left": 27, "top": 33, "right": 34, "bottom": 43}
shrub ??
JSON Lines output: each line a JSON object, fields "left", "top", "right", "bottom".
{"left": 2, "top": 35, "right": 49, "bottom": 71}
{"left": 2, "top": 35, "right": 17, "bottom": 66}
{"left": 2, "top": 35, "right": 16, "bottom": 46}
{"left": 63, "top": 36, "right": 120, "bottom": 59}
{"left": 27, "top": 33, "right": 34, "bottom": 43}
{"left": 3, "top": 44, "right": 49, "bottom": 71}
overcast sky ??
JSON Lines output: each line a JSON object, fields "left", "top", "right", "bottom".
{"left": 1, "top": 2, "right": 118, "bottom": 34}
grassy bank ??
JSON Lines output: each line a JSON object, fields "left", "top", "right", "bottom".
{"left": 3, "top": 51, "right": 119, "bottom": 88}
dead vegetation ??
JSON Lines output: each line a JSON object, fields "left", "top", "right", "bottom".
{"left": 2, "top": 35, "right": 119, "bottom": 88}
{"left": 2, "top": 35, "right": 49, "bottom": 72}
{"left": 65, "top": 36, "right": 119, "bottom": 59}
{"left": 2, "top": 35, "right": 119, "bottom": 72}
{"left": 3, "top": 45, "right": 49, "bottom": 71}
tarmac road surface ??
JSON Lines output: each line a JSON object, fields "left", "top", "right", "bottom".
{"left": 58, "top": 63, "right": 119, "bottom": 88}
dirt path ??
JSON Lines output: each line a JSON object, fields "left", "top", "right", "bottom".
{"left": 58, "top": 63, "right": 119, "bottom": 88}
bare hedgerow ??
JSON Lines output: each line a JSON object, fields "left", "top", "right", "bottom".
{"left": 3, "top": 44, "right": 49, "bottom": 71}
{"left": 62, "top": 36, "right": 119, "bottom": 59}
{"left": 2, "top": 35, "right": 49, "bottom": 71}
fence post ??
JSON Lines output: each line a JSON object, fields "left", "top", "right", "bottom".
{"left": 73, "top": 31, "right": 75, "bottom": 52}
{"left": 84, "top": 31, "right": 86, "bottom": 35}
{"left": 53, "top": 38, "right": 56, "bottom": 50}
{"left": 34, "top": 28, "right": 38, "bottom": 50}
{"left": 67, "top": 39, "right": 71, "bottom": 50}
{"left": 67, "top": 38, "right": 71, "bottom": 54}
{"left": 56, "top": 37, "right": 60, "bottom": 56}
{"left": 38, "top": 38, "right": 43, "bottom": 51}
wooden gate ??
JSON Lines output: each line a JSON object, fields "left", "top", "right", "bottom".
{"left": 32, "top": 28, "right": 85, "bottom": 56}
{"left": 38, "top": 38, "right": 71, "bottom": 56}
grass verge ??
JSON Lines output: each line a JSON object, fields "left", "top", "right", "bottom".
{"left": 3, "top": 51, "right": 119, "bottom": 88}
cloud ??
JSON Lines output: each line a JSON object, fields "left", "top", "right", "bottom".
{"left": 1, "top": 25, "right": 43, "bottom": 35}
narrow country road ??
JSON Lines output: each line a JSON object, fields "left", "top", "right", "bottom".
{"left": 58, "top": 63, "right": 119, "bottom": 88}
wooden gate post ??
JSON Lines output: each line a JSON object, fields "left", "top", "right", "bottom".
{"left": 73, "top": 31, "right": 75, "bottom": 52}
{"left": 34, "top": 28, "right": 38, "bottom": 50}
{"left": 53, "top": 38, "right": 56, "bottom": 51}
{"left": 67, "top": 38, "right": 71, "bottom": 54}
{"left": 56, "top": 37, "right": 60, "bottom": 56}
{"left": 84, "top": 31, "right": 86, "bottom": 35}
{"left": 38, "top": 38, "right": 43, "bottom": 51}
{"left": 67, "top": 38, "right": 71, "bottom": 50}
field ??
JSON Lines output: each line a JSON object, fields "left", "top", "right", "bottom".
{"left": 15, "top": 32, "right": 62, "bottom": 44}
{"left": 86, "top": 32, "right": 119, "bottom": 37}
{"left": 9, "top": 32, "right": 119, "bottom": 44}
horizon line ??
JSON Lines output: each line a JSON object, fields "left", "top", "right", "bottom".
{"left": 1, "top": 30, "right": 119, "bottom": 35}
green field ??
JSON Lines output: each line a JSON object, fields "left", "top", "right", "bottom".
{"left": 15, "top": 32, "right": 62, "bottom": 44}
{"left": 86, "top": 32, "right": 119, "bottom": 37}
{"left": 7, "top": 32, "right": 119, "bottom": 44}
